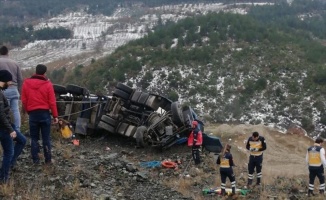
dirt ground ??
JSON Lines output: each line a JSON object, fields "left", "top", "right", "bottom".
{"left": 207, "top": 124, "right": 313, "bottom": 177}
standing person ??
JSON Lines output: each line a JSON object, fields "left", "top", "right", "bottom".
{"left": 306, "top": 137, "right": 326, "bottom": 197}
{"left": 0, "top": 70, "right": 27, "bottom": 174}
{"left": 0, "top": 70, "right": 17, "bottom": 183}
{"left": 217, "top": 144, "right": 236, "bottom": 197}
{"left": 246, "top": 131, "right": 267, "bottom": 187}
{"left": 21, "top": 64, "right": 58, "bottom": 164}
{"left": 187, "top": 120, "right": 203, "bottom": 165}
{"left": 0, "top": 46, "right": 23, "bottom": 131}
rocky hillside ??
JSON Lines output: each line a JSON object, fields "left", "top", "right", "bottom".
{"left": 9, "top": 0, "right": 326, "bottom": 137}
{"left": 2, "top": 124, "right": 321, "bottom": 200}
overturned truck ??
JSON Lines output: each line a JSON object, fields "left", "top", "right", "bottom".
{"left": 53, "top": 82, "right": 222, "bottom": 152}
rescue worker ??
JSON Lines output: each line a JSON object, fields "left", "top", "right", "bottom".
{"left": 246, "top": 131, "right": 266, "bottom": 187}
{"left": 217, "top": 144, "right": 236, "bottom": 196}
{"left": 187, "top": 120, "right": 203, "bottom": 165}
{"left": 306, "top": 137, "right": 326, "bottom": 197}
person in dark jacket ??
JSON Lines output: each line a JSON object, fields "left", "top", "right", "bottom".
{"left": 246, "top": 131, "right": 267, "bottom": 187}
{"left": 22, "top": 64, "right": 58, "bottom": 164}
{"left": 0, "top": 70, "right": 26, "bottom": 177}
{"left": 306, "top": 137, "right": 326, "bottom": 197}
{"left": 0, "top": 70, "right": 17, "bottom": 183}
{"left": 217, "top": 144, "right": 236, "bottom": 196}
{"left": 187, "top": 120, "right": 203, "bottom": 165}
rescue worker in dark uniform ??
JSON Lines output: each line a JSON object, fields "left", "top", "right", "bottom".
{"left": 246, "top": 131, "right": 266, "bottom": 187}
{"left": 217, "top": 144, "right": 236, "bottom": 196}
{"left": 306, "top": 137, "right": 326, "bottom": 197}
{"left": 187, "top": 121, "right": 203, "bottom": 165}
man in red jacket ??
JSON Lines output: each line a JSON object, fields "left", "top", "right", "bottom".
{"left": 188, "top": 120, "right": 203, "bottom": 165}
{"left": 21, "top": 64, "right": 58, "bottom": 164}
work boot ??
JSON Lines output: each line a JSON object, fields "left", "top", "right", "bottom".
{"left": 256, "top": 178, "right": 261, "bottom": 185}
{"left": 247, "top": 179, "right": 253, "bottom": 187}
{"left": 308, "top": 190, "right": 315, "bottom": 197}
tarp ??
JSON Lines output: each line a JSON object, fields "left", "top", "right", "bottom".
{"left": 202, "top": 133, "right": 223, "bottom": 153}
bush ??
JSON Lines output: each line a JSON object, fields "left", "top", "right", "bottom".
{"left": 301, "top": 117, "right": 315, "bottom": 133}
{"left": 167, "top": 90, "right": 179, "bottom": 101}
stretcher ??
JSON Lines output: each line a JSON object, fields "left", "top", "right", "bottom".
{"left": 202, "top": 187, "right": 249, "bottom": 195}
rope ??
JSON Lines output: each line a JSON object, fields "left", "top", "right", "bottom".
{"left": 56, "top": 101, "right": 107, "bottom": 103}
{"left": 182, "top": 157, "right": 193, "bottom": 176}
{"left": 57, "top": 103, "right": 100, "bottom": 118}
{"left": 139, "top": 161, "right": 162, "bottom": 168}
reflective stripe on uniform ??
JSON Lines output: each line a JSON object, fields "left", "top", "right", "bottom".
{"left": 248, "top": 174, "right": 253, "bottom": 180}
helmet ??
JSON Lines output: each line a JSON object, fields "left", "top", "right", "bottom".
{"left": 192, "top": 121, "right": 198, "bottom": 126}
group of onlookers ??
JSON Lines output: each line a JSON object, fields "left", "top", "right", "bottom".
{"left": 0, "top": 45, "right": 58, "bottom": 183}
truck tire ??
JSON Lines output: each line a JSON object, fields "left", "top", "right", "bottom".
{"left": 125, "top": 125, "right": 137, "bottom": 138}
{"left": 101, "top": 114, "right": 117, "bottom": 127}
{"left": 98, "top": 121, "right": 115, "bottom": 133}
{"left": 53, "top": 84, "right": 67, "bottom": 95}
{"left": 66, "top": 84, "right": 86, "bottom": 96}
{"left": 113, "top": 89, "right": 130, "bottom": 100}
{"left": 135, "top": 126, "right": 147, "bottom": 147}
{"left": 131, "top": 91, "right": 142, "bottom": 103}
{"left": 137, "top": 92, "right": 149, "bottom": 105}
{"left": 171, "top": 102, "right": 184, "bottom": 127}
{"left": 116, "top": 122, "right": 129, "bottom": 135}
{"left": 182, "top": 106, "right": 194, "bottom": 128}
{"left": 116, "top": 82, "right": 133, "bottom": 94}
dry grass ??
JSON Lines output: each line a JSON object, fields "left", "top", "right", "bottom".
{"left": 0, "top": 181, "right": 14, "bottom": 198}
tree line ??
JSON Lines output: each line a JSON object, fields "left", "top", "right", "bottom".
{"left": 0, "top": 26, "right": 72, "bottom": 46}
{"left": 61, "top": 1, "right": 326, "bottom": 93}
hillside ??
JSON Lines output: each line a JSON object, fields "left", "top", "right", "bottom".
{"left": 72, "top": 0, "right": 326, "bottom": 138}
{"left": 2, "top": 124, "right": 320, "bottom": 200}
{"left": 5, "top": 1, "right": 326, "bottom": 136}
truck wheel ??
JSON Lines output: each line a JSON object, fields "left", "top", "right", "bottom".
{"left": 53, "top": 84, "right": 67, "bottom": 95}
{"left": 101, "top": 114, "right": 117, "bottom": 126}
{"left": 66, "top": 84, "right": 87, "bottom": 96}
{"left": 182, "top": 105, "right": 194, "bottom": 128}
{"left": 125, "top": 125, "right": 137, "bottom": 138}
{"left": 113, "top": 89, "right": 130, "bottom": 100}
{"left": 135, "top": 126, "right": 147, "bottom": 147}
{"left": 137, "top": 92, "right": 149, "bottom": 105}
{"left": 131, "top": 91, "right": 142, "bottom": 103}
{"left": 98, "top": 121, "right": 115, "bottom": 133}
{"left": 116, "top": 122, "right": 129, "bottom": 135}
{"left": 171, "top": 102, "right": 184, "bottom": 127}
{"left": 116, "top": 82, "right": 133, "bottom": 94}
